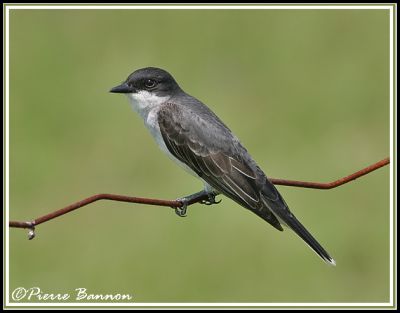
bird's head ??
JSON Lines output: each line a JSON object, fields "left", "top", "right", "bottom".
{"left": 110, "top": 67, "right": 181, "bottom": 98}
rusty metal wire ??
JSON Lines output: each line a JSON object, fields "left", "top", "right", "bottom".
{"left": 269, "top": 157, "right": 389, "bottom": 189}
{"left": 9, "top": 158, "right": 390, "bottom": 239}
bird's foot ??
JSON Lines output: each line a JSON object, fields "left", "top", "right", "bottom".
{"left": 174, "top": 190, "right": 221, "bottom": 217}
{"left": 200, "top": 193, "right": 222, "bottom": 206}
{"left": 174, "top": 197, "right": 189, "bottom": 217}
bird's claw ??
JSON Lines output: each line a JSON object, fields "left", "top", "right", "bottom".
{"left": 174, "top": 198, "right": 188, "bottom": 217}
{"left": 200, "top": 194, "right": 221, "bottom": 206}
{"left": 174, "top": 192, "right": 220, "bottom": 217}
{"left": 27, "top": 221, "right": 36, "bottom": 240}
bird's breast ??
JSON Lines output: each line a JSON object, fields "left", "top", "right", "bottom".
{"left": 145, "top": 107, "right": 200, "bottom": 179}
{"left": 126, "top": 92, "right": 201, "bottom": 181}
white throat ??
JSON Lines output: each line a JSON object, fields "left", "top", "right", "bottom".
{"left": 126, "top": 90, "right": 170, "bottom": 121}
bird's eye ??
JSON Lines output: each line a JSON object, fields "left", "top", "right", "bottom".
{"left": 144, "top": 79, "right": 157, "bottom": 89}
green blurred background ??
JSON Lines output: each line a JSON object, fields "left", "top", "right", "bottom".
{"left": 8, "top": 7, "right": 390, "bottom": 304}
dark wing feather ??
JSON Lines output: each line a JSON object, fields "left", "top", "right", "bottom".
{"left": 158, "top": 103, "right": 283, "bottom": 231}
{"left": 157, "top": 102, "right": 335, "bottom": 264}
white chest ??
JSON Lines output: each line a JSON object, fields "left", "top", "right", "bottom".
{"left": 126, "top": 91, "right": 199, "bottom": 178}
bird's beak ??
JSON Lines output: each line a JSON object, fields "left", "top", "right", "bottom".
{"left": 109, "top": 82, "right": 135, "bottom": 93}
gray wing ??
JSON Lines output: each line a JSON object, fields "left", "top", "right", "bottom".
{"left": 158, "top": 102, "right": 283, "bottom": 231}
{"left": 158, "top": 102, "right": 335, "bottom": 264}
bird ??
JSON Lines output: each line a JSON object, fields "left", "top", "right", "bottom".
{"left": 110, "top": 67, "right": 335, "bottom": 265}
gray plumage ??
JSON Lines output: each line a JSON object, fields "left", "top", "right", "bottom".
{"left": 110, "top": 67, "right": 335, "bottom": 265}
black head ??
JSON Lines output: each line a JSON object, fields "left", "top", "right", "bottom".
{"left": 110, "top": 67, "right": 181, "bottom": 97}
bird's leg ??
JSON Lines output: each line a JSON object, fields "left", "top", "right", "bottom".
{"left": 175, "top": 190, "right": 221, "bottom": 217}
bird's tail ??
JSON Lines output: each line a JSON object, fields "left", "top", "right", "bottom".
{"left": 263, "top": 195, "right": 336, "bottom": 266}
{"left": 281, "top": 212, "right": 336, "bottom": 266}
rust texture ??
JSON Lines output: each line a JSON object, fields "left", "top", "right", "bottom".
{"left": 9, "top": 158, "right": 389, "bottom": 233}
{"left": 269, "top": 157, "right": 390, "bottom": 189}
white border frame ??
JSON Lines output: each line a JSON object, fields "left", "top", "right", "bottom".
{"left": 4, "top": 4, "right": 395, "bottom": 308}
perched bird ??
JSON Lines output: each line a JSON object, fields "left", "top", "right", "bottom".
{"left": 110, "top": 67, "right": 335, "bottom": 265}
